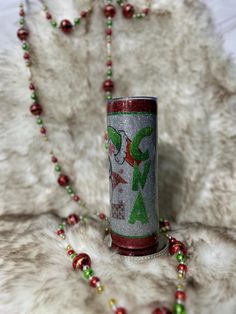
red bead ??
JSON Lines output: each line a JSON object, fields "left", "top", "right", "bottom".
{"left": 175, "top": 291, "right": 186, "bottom": 301}
{"left": 169, "top": 241, "right": 186, "bottom": 255}
{"left": 73, "top": 253, "right": 91, "bottom": 270}
{"left": 163, "top": 219, "right": 170, "bottom": 227}
{"left": 99, "top": 213, "right": 106, "bottom": 220}
{"left": 46, "top": 12, "right": 52, "bottom": 20}
{"left": 51, "top": 156, "right": 58, "bottom": 163}
{"left": 67, "top": 214, "right": 80, "bottom": 225}
{"left": 40, "top": 127, "right": 47, "bottom": 134}
{"left": 60, "top": 19, "right": 73, "bottom": 34}
{"left": 104, "top": 4, "right": 116, "bottom": 18}
{"left": 115, "top": 308, "right": 127, "bottom": 314}
{"left": 106, "top": 60, "right": 112, "bottom": 67}
{"left": 106, "top": 28, "right": 112, "bottom": 36}
{"left": 67, "top": 249, "right": 75, "bottom": 256}
{"left": 29, "top": 83, "right": 35, "bottom": 90}
{"left": 23, "top": 52, "right": 30, "bottom": 60}
{"left": 19, "top": 9, "right": 25, "bottom": 17}
{"left": 153, "top": 309, "right": 162, "bottom": 314}
{"left": 81, "top": 11, "right": 87, "bottom": 18}
{"left": 17, "top": 27, "right": 29, "bottom": 41}
{"left": 177, "top": 264, "right": 188, "bottom": 273}
{"left": 143, "top": 8, "right": 149, "bottom": 15}
{"left": 30, "top": 103, "right": 42, "bottom": 116}
{"left": 122, "top": 4, "right": 134, "bottom": 19}
{"left": 90, "top": 276, "right": 100, "bottom": 288}
{"left": 160, "top": 219, "right": 170, "bottom": 229}
{"left": 58, "top": 174, "right": 70, "bottom": 186}
{"left": 73, "top": 195, "right": 80, "bottom": 202}
{"left": 103, "top": 79, "right": 114, "bottom": 92}
{"left": 153, "top": 307, "right": 172, "bottom": 314}
{"left": 169, "top": 237, "right": 177, "bottom": 244}
{"left": 57, "top": 229, "right": 65, "bottom": 235}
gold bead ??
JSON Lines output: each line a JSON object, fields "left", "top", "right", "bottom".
{"left": 96, "top": 285, "right": 104, "bottom": 294}
{"left": 108, "top": 298, "right": 117, "bottom": 309}
{"left": 177, "top": 284, "right": 184, "bottom": 290}
{"left": 66, "top": 244, "right": 72, "bottom": 251}
{"left": 105, "top": 227, "right": 110, "bottom": 234}
{"left": 81, "top": 201, "right": 86, "bottom": 206}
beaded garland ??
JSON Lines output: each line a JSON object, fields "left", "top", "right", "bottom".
{"left": 56, "top": 214, "right": 188, "bottom": 314}
{"left": 16, "top": 2, "right": 189, "bottom": 314}
{"left": 39, "top": 0, "right": 94, "bottom": 33}
{"left": 116, "top": 0, "right": 151, "bottom": 19}
{"left": 16, "top": 0, "right": 152, "bottom": 211}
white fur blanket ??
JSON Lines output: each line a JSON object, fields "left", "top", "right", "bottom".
{"left": 0, "top": 0, "right": 236, "bottom": 313}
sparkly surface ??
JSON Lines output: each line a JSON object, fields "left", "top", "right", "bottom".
{"left": 107, "top": 112, "right": 158, "bottom": 238}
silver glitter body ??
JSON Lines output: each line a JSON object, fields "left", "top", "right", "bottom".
{"left": 107, "top": 97, "right": 159, "bottom": 244}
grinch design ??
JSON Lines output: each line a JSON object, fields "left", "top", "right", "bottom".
{"left": 108, "top": 125, "right": 153, "bottom": 225}
{"left": 108, "top": 151, "right": 127, "bottom": 190}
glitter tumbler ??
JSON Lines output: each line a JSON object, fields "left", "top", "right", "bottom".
{"left": 107, "top": 96, "right": 159, "bottom": 256}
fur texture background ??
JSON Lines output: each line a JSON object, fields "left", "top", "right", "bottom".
{"left": 0, "top": 0, "right": 236, "bottom": 313}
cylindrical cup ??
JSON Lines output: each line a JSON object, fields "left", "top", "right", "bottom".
{"left": 107, "top": 96, "right": 159, "bottom": 256}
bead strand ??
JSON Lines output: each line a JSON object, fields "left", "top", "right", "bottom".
{"left": 56, "top": 212, "right": 128, "bottom": 312}
{"left": 41, "top": 0, "right": 94, "bottom": 33}
{"left": 17, "top": 3, "right": 93, "bottom": 212}
{"left": 103, "top": 0, "right": 116, "bottom": 101}
{"left": 116, "top": 1, "right": 150, "bottom": 19}
{"left": 159, "top": 219, "right": 188, "bottom": 314}
{"left": 56, "top": 214, "right": 105, "bottom": 294}
{"left": 50, "top": 153, "right": 82, "bottom": 204}
{"left": 17, "top": 5, "right": 30, "bottom": 67}
{"left": 56, "top": 214, "right": 189, "bottom": 314}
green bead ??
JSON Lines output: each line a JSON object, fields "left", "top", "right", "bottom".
{"left": 174, "top": 303, "right": 185, "bottom": 314}
{"left": 36, "top": 118, "right": 43, "bottom": 125}
{"left": 22, "top": 42, "right": 29, "bottom": 50}
{"left": 176, "top": 252, "right": 186, "bottom": 263}
{"left": 83, "top": 268, "right": 94, "bottom": 280}
{"left": 58, "top": 223, "right": 64, "bottom": 229}
{"left": 107, "top": 19, "right": 112, "bottom": 26}
{"left": 74, "top": 18, "right": 81, "bottom": 25}
{"left": 67, "top": 187, "right": 74, "bottom": 195}
{"left": 55, "top": 165, "right": 61, "bottom": 172}
{"left": 137, "top": 13, "right": 142, "bottom": 19}
{"left": 51, "top": 20, "right": 57, "bottom": 27}
{"left": 107, "top": 69, "right": 112, "bottom": 76}
{"left": 70, "top": 253, "right": 77, "bottom": 260}
{"left": 19, "top": 18, "right": 25, "bottom": 25}
{"left": 31, "top": 92, "right": 37, "bottom": 100}
{"left": 104, "top": 143, "right": 109, "bottom": 149}
{"left": 106, "top": 95, "right": 112, "bottom": 101}
{"left": 117, "top": 0, "right": 123, "bottom": 5}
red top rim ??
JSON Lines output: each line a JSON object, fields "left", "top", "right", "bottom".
{"left": 107, "top": 96, "right": 157, "bottom": 113}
